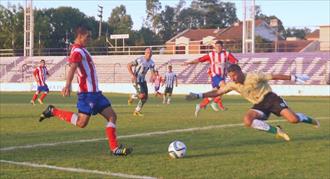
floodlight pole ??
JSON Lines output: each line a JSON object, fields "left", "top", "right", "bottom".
{"left": 24, "top": 0, "right": 34, "bottom": 57}
{"left": 98, "top": 5, "right": 103, "bottom": 40}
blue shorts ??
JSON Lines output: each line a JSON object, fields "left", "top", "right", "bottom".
{"left": 77, "top": 92, "right": 111, "bottom": 116}
{"left": 211, "top": 75, "right": 224, "bottom": 89}
{"left": 154, "top": 86, "right": 160, "bottom": 92}
{"left": 37, "top": 85, "right": 49, "bottom": 92}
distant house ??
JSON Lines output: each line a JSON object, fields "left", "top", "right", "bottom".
{"left": 165, "top": 19, "right": 281, "bottom": 54}
{"left": 306, "top": 29, "right": 320, "bottom": 41}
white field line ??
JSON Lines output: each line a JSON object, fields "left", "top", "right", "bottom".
{"left": 0, "top": 160, "right": 157, "bottom": 179}
{"left": 0, "top": 117, "right": 328, "bottom": 152}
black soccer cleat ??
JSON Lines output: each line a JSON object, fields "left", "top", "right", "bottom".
{"left": 112, "top": 145, "right": 133, "bottom": 156}
{"left": 39, "top": 105, "right": 55, "bottom": 122}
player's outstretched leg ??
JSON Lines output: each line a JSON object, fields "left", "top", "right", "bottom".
{"left": 250, "top": 119, "right": 290, "bottom": 141}
{"left": 39, "top": 105, "right": 79, "bottom": 126}
{"left": 296, "top": 113, "right": 320, "bottom": 128}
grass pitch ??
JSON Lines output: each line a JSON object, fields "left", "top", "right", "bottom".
{"left": 0, "top": 92, "right": 329, "bottom": 178}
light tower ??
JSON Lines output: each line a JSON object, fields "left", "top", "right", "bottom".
{"left": 24, "top": 0, "right": 34, "bottom": 57}
{"left": 242, "top": 0, "right": 255, "bottom": 54}
{"left": 97, "top": 5, "right": 103, "bottom": 40}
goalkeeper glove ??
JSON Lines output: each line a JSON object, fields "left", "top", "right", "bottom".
{"left": 291, "top": 74, "right": 310, "bottom": 84}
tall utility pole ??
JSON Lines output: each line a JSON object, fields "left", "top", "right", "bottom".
{"left": 242, "top": 0, "right": 255, "bottom": 54}
{"left": 24, "top": 0, "right": 34, "bottom": 57}
{"left": 97, "top": 5, "right": 103, "bottom": 40}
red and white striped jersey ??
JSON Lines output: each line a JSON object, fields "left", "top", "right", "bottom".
{"left": 33, "top": 66, "right": 49, "bottom": 86}
{"left": 68, "top": 44, "right": 99, "bottom": 93}
{"left": 198, "top": 49, "right": 238, "bottom": 78}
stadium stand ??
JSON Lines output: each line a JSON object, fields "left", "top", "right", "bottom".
{"left": 0, "top": 52, "right": 329, "bottom": 85}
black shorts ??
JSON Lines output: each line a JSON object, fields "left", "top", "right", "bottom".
{"left": 252, "top": 92, "right": 288, "bottom": 119}
{"left": 164, "top": 87, "right": 173, "bottom": 95}
{"left": 136, "top": 81, "right": 148, "bottom": 96}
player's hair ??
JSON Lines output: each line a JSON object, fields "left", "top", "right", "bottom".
{"left": 40, "top": 59, "right": 45, "bottom": 63}
{"left": 215, "top": 40, "right": 224, "bottom": 46}
{"left": 74, "top": 25, "right": 89, "bottom": 37}
{"left": 145, "top": 47, "right": 152, "bottom": 52}
{"left": 227, "top": 64, "right": 241, "bottom": 73}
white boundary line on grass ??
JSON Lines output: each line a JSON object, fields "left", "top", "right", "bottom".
{"left": 0, "top": 160, "right": 157, "bottom": 179}
{"left": 1, "top": 116, "right": 328, "bottom": 152}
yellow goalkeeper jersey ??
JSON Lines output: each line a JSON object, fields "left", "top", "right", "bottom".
{"left": 223, "top": 72, "right": 273, "bottom": 104}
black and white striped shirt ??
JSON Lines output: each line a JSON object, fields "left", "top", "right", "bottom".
{"left": 164, "top": 72, "right": 177, "bottom": 88}
{"left": 130, "top": 56, "right": 155, "bottom": 83}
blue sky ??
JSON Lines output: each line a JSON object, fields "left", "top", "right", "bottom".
{"left": 2, "top": 0, "right": 329, "bottom": 30}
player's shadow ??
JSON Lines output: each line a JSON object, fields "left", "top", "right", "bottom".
{"left": 186, "top": 150, "right": 248, "bottom": 159}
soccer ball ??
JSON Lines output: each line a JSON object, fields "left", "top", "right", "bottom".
{"left": 168, "top": 140, "right": 187, "bottom": 159}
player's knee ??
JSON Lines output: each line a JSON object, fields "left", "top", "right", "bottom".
{"left": 138, "top": 93, "right": 145, "bottom": 99}
{"left": 243, "top": 116, "right": 253, "bottom": 127}
{"left": 288, "top": 114, "right": 299, "bottom": 123}
{"left": 109, "top": 112, "right": 117, "bottom": 123}
{"left": 76, "top": 119, "right": 89, "bottom": 128}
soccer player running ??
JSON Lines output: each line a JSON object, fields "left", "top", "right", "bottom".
{"left": 30, "top": 59, "right": 50, "bottom": 105}
{"left": 162, "top": 64, "right": 178, "bottom": 104}
{"left": 186, "top": 64, "right": 320, "bottom": 141}
{"left": 183, "top": 40, "right": 238, "bottom": 117}
{"left": 127, "top": 47, "right": 156, "bottom": 117}
{"left": 150, "top": 70, "right": 163, "bottom": 98}
{"left": 39, "top": 25, "right": 132, "bottom": 156}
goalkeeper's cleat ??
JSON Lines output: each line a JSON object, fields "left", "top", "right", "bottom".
{"left": 133, "top": 111, "right": 144, "bottom": 117}
{"left": 275, "top": 125, "right": 290, "bottom": 141}
{"left": 195, "top": 104, "right": 201, "bottom": 118}
{"left": 311, "top": 118, "right": 320, "bottom": 128}
{"left": 30, "top": 100, "right": 35, "bottom": 105}
{"left": 112, "top": 145, "right": 133, "bottom": 156}
{"left": 38, "top": 98, "right": 44, "bottom": 104}
{"left": 39, "top": 105, "right": 55, "bottom": 122}
{"left": 210, "top": 102, "right": 219, "bottom": 112}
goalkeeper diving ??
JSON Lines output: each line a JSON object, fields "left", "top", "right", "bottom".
{"left": 186, "top": 64, "right": 319, "bottom": 141}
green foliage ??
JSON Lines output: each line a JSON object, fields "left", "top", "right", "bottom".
{"left": 284, "top": 27, "right": 311, "bottom": 39}
{"left": 108, "top": 5, "right": 133, "bottom": 34}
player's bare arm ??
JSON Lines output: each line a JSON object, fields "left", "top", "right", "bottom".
{"left": 271, "top": 74, "right": 310, "bottom": 84}
{"left": 182, "top": 59, "right": 199, "bottom": 66}
{"left": 62, "top": 62, "right": 78, "bottom": 97}
{"left": 127, "top": 62, "right": 136, "bottom": 82}
{"left": 186, "top": 88, "right": 229, "bottom": 100}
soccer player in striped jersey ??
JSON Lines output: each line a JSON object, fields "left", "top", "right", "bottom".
{"left": 30, "top": 59, "right": 50, "bottom": 105}
{"left": 183, "top": 40, "right": 238, "bottom": 117}
{"left": 127, "top": 47, "right": 156, "bottom": 116}
{"left": 186, "top": 64, "right": 320, "bottom": 141}
{"left": 162, "top": 64, "right": 178, "bottom": 104}
{"left": 150, "top": 70, "right": 163, "bottom": 97}
{"left": 39, "top": 25, "right": 132, "bottom": 156}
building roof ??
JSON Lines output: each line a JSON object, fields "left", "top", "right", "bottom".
{"left": 166, "top": 19, "right": 273, "bottom": 43}
{"left": 277, "top": 40, "right": 313, "bottom": 52}
{"left": 305, "top": 29, "right": 319, "bottom": 40}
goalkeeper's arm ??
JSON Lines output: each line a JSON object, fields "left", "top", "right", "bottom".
{"left": 186, "top": 88, "right": 229, "bottom": 100}
{"left": 271, "top": 74, "right": 309, "bottom": 84}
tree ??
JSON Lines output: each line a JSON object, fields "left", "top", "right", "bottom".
{"left": 108, "top": 5, "right": 133, "bottom": 34}
{"left": 145, "top": 0, "right": 161, "bottom": 33}
{"left": 159, "top": 6, "right": 178, "bottom": 42}
{"left": 190, "top": 0, "right": 238, "bottom": 28}
{"left": 255, "top": 5, "right": 285, "bottom": 38}
{"left": 284, "top": 27, "right": 311, "bottom": 39}
{"left": 0, "top": 4, "right": 24, "bottom": 49}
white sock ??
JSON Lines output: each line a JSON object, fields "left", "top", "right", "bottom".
{"left": 296, "top": 113, "right": 308, "bottom": 122}
{"left": 135, "top": 106, "right": 141, "bottom": 112}
{"left": 131, "top": 94, "right": 138, "bottom": 99}
{"left": 251, "top": 119, "right": 270, "bottom": 131}
{"left": 106, "top": 121, "right": 116, "bottom": 128}
{"left": 167, "top": 97, "right": 171, "bottom": 103}
{"left": 70, "top": 113, "right": 78, "bottom": 126}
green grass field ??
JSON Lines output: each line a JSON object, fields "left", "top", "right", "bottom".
{"left": 0, "top": 92, "right": 329, "bottom": 179}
